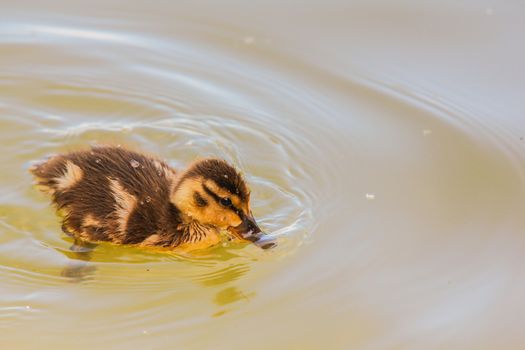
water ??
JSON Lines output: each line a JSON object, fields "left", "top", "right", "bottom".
{"left": 1, "top": 1, "right": 525, "bottom": 349}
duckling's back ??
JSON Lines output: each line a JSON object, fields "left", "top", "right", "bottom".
{"left": 31, "top": 146, "right": 181, "bottom": 246}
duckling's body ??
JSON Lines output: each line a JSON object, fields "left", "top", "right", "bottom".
{"left": 31, "top": 146, "right": 272, "bottom": 251}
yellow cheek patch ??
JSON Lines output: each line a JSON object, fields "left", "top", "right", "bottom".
{"left": 194, "top": 201, "right": 240, "bottom": 228}
{"left": 171, "top": 177, "right": 203, "bottom": 216}
{"left": 224, "top": 210, "right": 242, "bottom": 227}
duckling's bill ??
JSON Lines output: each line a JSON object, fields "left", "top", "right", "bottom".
{"left": 229, "top": 214, "right": 277, "bottom": 250}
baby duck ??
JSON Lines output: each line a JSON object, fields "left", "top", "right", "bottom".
{"left": 30, "top": 146, "right": 275, "bottom": 251}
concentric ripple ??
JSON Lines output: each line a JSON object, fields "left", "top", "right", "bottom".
{"left": 0, "top": 21, "right": 335, "bottom": 290}
{"left": 1, "top": 13, "right": 525, "bottom": 350}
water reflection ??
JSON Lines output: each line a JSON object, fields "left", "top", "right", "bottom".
{"left": 60, "top": 238, "right": 97, "bottom": 282}
{"left": 213, "top": 286, "right": 255, "bottom": 306}
{"left": 197, "top": 263, "right": 251, "bottom": 286}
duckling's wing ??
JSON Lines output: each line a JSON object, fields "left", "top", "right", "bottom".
{"left": 31, "top": 146, "right": 179, "bottom": 245}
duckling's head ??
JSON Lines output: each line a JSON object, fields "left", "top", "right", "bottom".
{"left": 171, "top": 158, "right": 274, "bottom": 249}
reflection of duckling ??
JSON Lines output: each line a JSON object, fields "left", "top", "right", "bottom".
{"left": 30, "top": 146, "right": 275, "bottom": 251}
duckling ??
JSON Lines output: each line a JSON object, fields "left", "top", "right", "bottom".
{"left": 30, "top": 146, "right": 275, "bottom": 251}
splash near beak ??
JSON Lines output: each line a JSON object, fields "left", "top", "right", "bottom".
{"left": 232, "top": 215, "right": 276, "bottom": 250}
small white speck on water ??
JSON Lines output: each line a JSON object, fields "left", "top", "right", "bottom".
{"left": 366, "top": 193, "right": 376, "bottom": 200}
{"left": 95, "top": 159, "right": 101, "bottom": 164}
{"left": 140, "top": 201, "right": 144, "bottom": 205}
{"left": 25, "top": 305, "right": 31, "bottom": 310}
{"left": 423, "top": 129, "right": 432, "bottom": 136}
{"left": 90, "top": 151, "right": 94, "bottom": 155}
{"left": 243, "top": 36, "right": 255, "bottom": 45}
{"left": 485, "top": 7, "right": 494, "bottom": 16}
{"left": 224, "top": 174, "right": 228, "bottom": 178}
{"left": 142, "top": 330, "right": 149, "bottom": 335}
{"left": 130, "top": 159, "right": 140, "bottom": 168}
{"left": 145, "top": 196, "right": 152, "bottom": 203}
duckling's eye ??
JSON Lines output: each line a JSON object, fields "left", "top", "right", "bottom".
{"left": 220, "top": 197, "right": 232, "bottom": 207}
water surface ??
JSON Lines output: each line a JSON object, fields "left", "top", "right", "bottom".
{"left": 1, "top": 1, "right": 525, "bottom": 349}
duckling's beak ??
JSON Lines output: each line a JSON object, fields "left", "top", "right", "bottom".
{"left": 232, "top": 214, "right": 276, "bottom": 250}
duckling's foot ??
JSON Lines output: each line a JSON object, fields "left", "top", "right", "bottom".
{"left": 69, "top": 238, "right": 97, "bottom": 253}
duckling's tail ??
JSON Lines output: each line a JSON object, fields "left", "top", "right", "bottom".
{"left": 29, "top": 155, "right": 64, "bottom": 195}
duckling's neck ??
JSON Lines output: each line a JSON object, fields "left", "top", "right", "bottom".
{"left": 175, "top": 213, "right": 221, "bottom": 249}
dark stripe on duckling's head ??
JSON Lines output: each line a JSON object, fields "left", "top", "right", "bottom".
{"left": 202, "top": 183, "right": 221, "bottom": 203}
{"left": 202, "top": 183, "right": 244, "bottom": 218}
{"left": 193, "top": 191, "right": 208, "bottom": 207}
{"left": 184, "top": 159, "right": 249, "bottom": 202}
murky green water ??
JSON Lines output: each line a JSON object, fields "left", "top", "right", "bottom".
{"left": 1, "top": 1, "right": 525, "bottom": 349}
